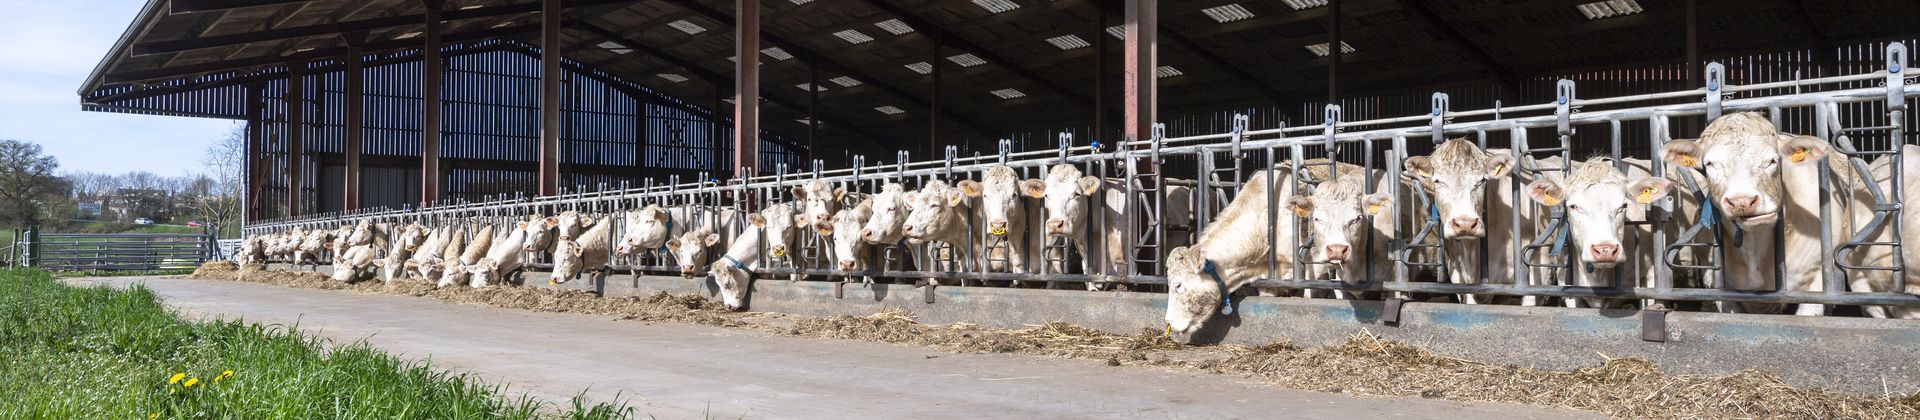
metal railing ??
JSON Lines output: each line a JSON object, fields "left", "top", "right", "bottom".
{"left": 243, "top": 43, "right": 1920, "bottom": 311}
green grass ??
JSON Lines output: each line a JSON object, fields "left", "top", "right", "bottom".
{"left": 0, "top": 269, "right": 633, "bottom": 419}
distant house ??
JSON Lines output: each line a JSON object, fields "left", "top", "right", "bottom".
{"left": 76, "top": 202, "right": 103, "bottom": 219}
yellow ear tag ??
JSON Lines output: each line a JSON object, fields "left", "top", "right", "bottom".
{"left": 990, "top": 227, "right": 1007, "bottom": 236}
{"left": 771, "top": 248, "right": 786, "bottom": 258}
{"left": 1541, "top": 195, "right": 1561, "bottom": 206}
{"left": 1292, "top": 206, "right": 1311, "bottom": 218}
{"left": 817, "top": 228, "right": 833, "bottom": 236}
{"left": 1635, "top": 188, "right": 1658, "bottom": 204}
{"left": 1416, "top": 169, "right": 1430, "bottom": 178}
{"left": 1788, "top": 147, "right": 1810, "bottom": 163}
{"left": 405, "top": 245, "right": 417, "bottom": 252}
{"left": 548, "top": 279, "right": 556, "bottom": 285}
{"left": 1679, "top": 156, "right": 1698, "bottom": 167}
{"left": 1366, "top": 204, "right": 1383, "bottom": 215}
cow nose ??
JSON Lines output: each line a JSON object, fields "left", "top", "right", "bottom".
{"left": 1591, "top": 243, "right": 1622, "bottom": 259}
{"left": 838, "top": 260, "right": 856, "bottom": 270}
{"left": 1046, "top": 219, "right": 1066, "bottom": 231}
{"left": 1449, "top": 216, "right": 1481, "bottom": 232}
{"left": 815, "top": 213, "right": 829, "bottom": 221}
{"left": 861, "top": 229, "right": 876, "bottom": 241}
{"left": 904, "top": 225, "right": 917, "bottom": 234}
{"left": 1324, "top": 244, "right": 1351, "bottom": 261}
{"left": 1722, "top": 194, "right": 1760, "bottom": 212}
{"left": 989, "top": 220, "right": 1008, "bottom": 229}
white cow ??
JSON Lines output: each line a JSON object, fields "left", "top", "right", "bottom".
{"left": 404, "top": 225, "right": 452, "bottom": 281}
{"left": 520, "top": 214, "right": 558, "bottom": 254}
{"left": 329, "top": 243, "right": 379, "bottom": 282}
{"left": 830, "top": 197, "right": 881, "bottom": 283}
{"left": 436, "top": 223, "right": 496, "bottom": 288}
{"left": 902, "top": 180, "right": 975, "bottom": 274}
{"left": 958, "top": 166, "right": 1044, "bottom": 277}
{"left": 1405, "top": 140, "right": 1533, "bottom": 305}
{"left": 708, "top": 213, "right": 777, "bottom": 311}
{"left": 1522, "top": 158, "right": 1677, "bottom": 308}
{"left": 1165, "top": 165, "right": 1306, "bottom": 338}
{"left": 466, "top": 221, "right": 530, "bottom": 288}
{"left": 551, "top": 215, "right": 612, "bottom": 284}
{"left": 662, "top": 208, "right": 742, "bottom": 278}
{"left": 793, "top": 179, "right": 848, "bottom": 234}
{"left": 1660, "top": 113, "right": 1853, "bottom": 314}
{"left": 372, "top": 223, "right": 430, "bottom": 283}
{"left": 1287, "top": 164, "right": 1398, "bottom": 299}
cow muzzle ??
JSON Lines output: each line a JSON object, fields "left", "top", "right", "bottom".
{"left": 988, "top": 219, "right": 1009, "bottom": 236}
{"left": 1447, "top": 216, "right": 1484, "bottom": 238}
{"left": 1323, "top": 244, "right": 1351, "bottom": 263}
{"left": 1045, "top": 219, "right": 1068, "bottom": 234}
{"left": 837, "top": 260, "right": 857, "bottom": 270}
{"left": 1588, "top": 242, "right": 1624, "bottom": 265}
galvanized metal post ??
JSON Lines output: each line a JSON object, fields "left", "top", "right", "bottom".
{"left": 537, "top": 0, "right": 563, "bottom": 196}
{"left": 343, "top": 43, "right": 363, "bottom": 212}
{"left": 733, "top": 0, "right": 761, "bottom": 179}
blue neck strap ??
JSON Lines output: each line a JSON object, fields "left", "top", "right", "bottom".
{"left": 1200, "top": 260, "right": 1234, "bottom": 315}
{"left": 722, "top": 255, "right": 749, "bottom": 270}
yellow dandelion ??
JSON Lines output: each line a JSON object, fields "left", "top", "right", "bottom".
{"left": 214, "top": 370, "right": 233, "bottom": 382}
{"left": 183, "top": 377, "right": 199, "bottom": 387}
{"left": 149, "top": 413, "right": 159, "bottom": 420}
{"left": 167, "top": 373, "right": 185, "bottom": 384}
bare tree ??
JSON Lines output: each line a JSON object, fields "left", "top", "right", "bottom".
{"left": 0, "top": 139, "right": 62, "bottom": 229}
{"left": 199, "top": 123, "right": 246, "bottom": 236}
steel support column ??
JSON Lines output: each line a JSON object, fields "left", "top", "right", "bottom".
{"left": 285, "top": 61, "right": 304, "bottom": 218}
{"left": 342, "top": 45, "right": 363, "bottom": 211}
{"left": 537, "top": 0, "right": 563, "bottom": 196}
{"left": 421, "top": 1, "right": 444, "bottom": 205}
{"left": 1122, "top": 0, "right": 1155, "bottom": 145}
{"left": 733, "top": 0, "right": 760, "bottom": 178}
{"left": 1327, "top": 0, "right": 1342, "bottom": 103}
{"left": 930, "top": 43, "right": 942, "bottom": 157}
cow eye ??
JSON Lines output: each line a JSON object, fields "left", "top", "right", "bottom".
{"left": 1567, "top": 204, "right": 1581, "bottom": 211}
{"left": 1346, "top": 218, "right": 1361, "bottom": 226}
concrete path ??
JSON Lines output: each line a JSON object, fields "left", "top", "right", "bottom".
{"left": 72, "top": 277, "right": 1598, "bottom": 419}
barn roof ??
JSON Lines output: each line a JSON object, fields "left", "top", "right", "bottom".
{"left": 79, "top": 0, "right": 1920, "bottom": 146}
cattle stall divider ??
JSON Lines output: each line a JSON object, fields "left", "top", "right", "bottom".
{"left": 245, "top": 45, "right": 1920, "bottom": 321}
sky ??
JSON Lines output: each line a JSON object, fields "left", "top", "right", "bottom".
{"left": 0, "top": 0, "right": 237, "bottom": 176}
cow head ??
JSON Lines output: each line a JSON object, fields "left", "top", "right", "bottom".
{"left": 435, "top": 260, "right": 469, "bottom": 288}
{"left": 860, "top": 183, "right": 911, "bottom": 245}
{"left": 758, "top": 204, "right": 801, "bottom": 265}
{"left": 1406, "top": 140, "right": 1514, "bottom": 239}
{"left": 902, "top": 180, "right": 969, "bottom": 243}
{"left": 1526, "top": 159, "right": 1673, "bottom": 268}
{"left": 549, "top": 239, "right": 590, "bottom": 284}
{"left": 963, "top": 165, "right": 1024, "bottom": 239}
{"left": 708, "top": 258, "right": 752, "bottom": 311}
{"left": 792, "top": 180, "right": 846, "bottom": 233}
{"left": 1661, "top": 112, "right": 1828, "bottom": 228}
{"left": 1288, "top": 173, "right": 1390, "bottom": 267}
{"left": 615, "top": 206, "right": 672, "bottom": 255}
{"left": 831, "top": 201, "right": 875, "bottom": 271}
{"left": 464, "top": 257, "right": 501, "bottom": 288}
{"left": 1165, "top": 246, "right": 1228, "bottom": 339}
{"left": 665, "top": 228, "right": 722, "bottom": 278}
{"left": 553, "top": 210, "right": 595, "bottom": 241}
{"left": 520, "top": 215, "right": 556, "bottom": 253}
{"left": 1025, "top": 164, "right": 1102, "bottom": 239}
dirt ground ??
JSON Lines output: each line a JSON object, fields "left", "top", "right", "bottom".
{"left": 191, "top": 262, "right": 1920, "bottom": 419}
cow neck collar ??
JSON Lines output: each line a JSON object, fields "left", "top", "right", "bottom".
{"left": 722, "top": 254, "right": 749, "bottom": 271}
{"left": 1199, "top": 260, "right": 1235, "bottom": 315}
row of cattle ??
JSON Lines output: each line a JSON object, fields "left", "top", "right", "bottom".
{"left": 236, "top": 112, "right": 1920, "bottom": 335}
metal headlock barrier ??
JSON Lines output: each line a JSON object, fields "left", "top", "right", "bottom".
{"left": 244, "top": 44, "right": 1920, "bottom": 313}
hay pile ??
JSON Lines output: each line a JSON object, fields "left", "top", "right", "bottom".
{"left": 190, "top": 263, "right": 1920, "bottom": 419}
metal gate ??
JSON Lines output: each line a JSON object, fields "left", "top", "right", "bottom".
{"left": 19, "top": 229, "right": 220, "bottom": 273}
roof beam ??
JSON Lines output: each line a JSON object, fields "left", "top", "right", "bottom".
{"left": 853, "top": 0, "right": 1096, "bottom": 112}
{"left": 105, "top": 22, "right": 540, "bottom": 84}
{"left": 168, "top": 0, "right": 310, "bottom": 14}
{"left": 130, "top": 0, "right": 632, "bottom": 56}
{"left": 1391, "top": 0, "right": 1521, "bottom": 92}
{"left": 577, "top": 22, "right": 893, "bottom": 148}
{"left": 657, "top": 0, "right": 999, "bottom": 139}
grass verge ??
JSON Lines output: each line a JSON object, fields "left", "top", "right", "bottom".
{"left": 0, "top": 268, "right": 631, "bottom": 419}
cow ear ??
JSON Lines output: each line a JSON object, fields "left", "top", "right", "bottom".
{"left": 1403, "top": 156, "right": 1433, "bottom": 179}
{"left": 1020, "top": 179, "right": 1047, "bottom": 198}
{"left": 902, "top": 192, "right": 919, "bottom": 204}
{"left": 703, "top": 233, "right": 721, "bottom": 246}
{"left": 1076, "top": 176, "right": 1101, "bottom": 196}
{"left": 946, "top": 189, "right": 967, "bottom": 207}
{"left": 1661, "top": 139, "right": 1703, "bottom": 168}
{"left": 792, "top": 214, "right": 807, "bottom": 227}
{"left": 1526, "top": 179, "right": 1566, "bottom": 206}
{"left": 666, "top": 239, "right": 681, "bottom": 249}
{"left": 956, "top": 180, "right": 984, "bottom": 197}
{"left": 1287, "top": 195, "right": 1315, "bottom": 218}
{"left": 1361, "top": 193, "right": 1392, "bottom": 216}
{"left": 1779, "top": 135, "right": 1829, "bottom": 165}
{"left": 1627, "top": 177, "right": 1674, "bottom": 204}
{"left": 790, "top": 186, "right": 808, "bottom": 200}
{"left": 1485, "top": 154, "right": 1515, "bottom": 178}
{"left": 577, "top": 216, "right": 593, "bottom": 228}
{"left": 749, "top": 214, "right": 767, "bottom": 227}
{"left": 569, "top": 243, "right": 584, "bottom": 257}
{"left": 515, "top": 221, "right": 527, "bottom": 230}
{"left": 834, "top": 187, "right": 848, "bottom": 200}
{"left": 544, "top": 217, "right": 559, "bottom": 228}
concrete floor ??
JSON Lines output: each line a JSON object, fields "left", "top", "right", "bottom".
{"left": 71, "top": 276, "right": 1599, "bottom": 419}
